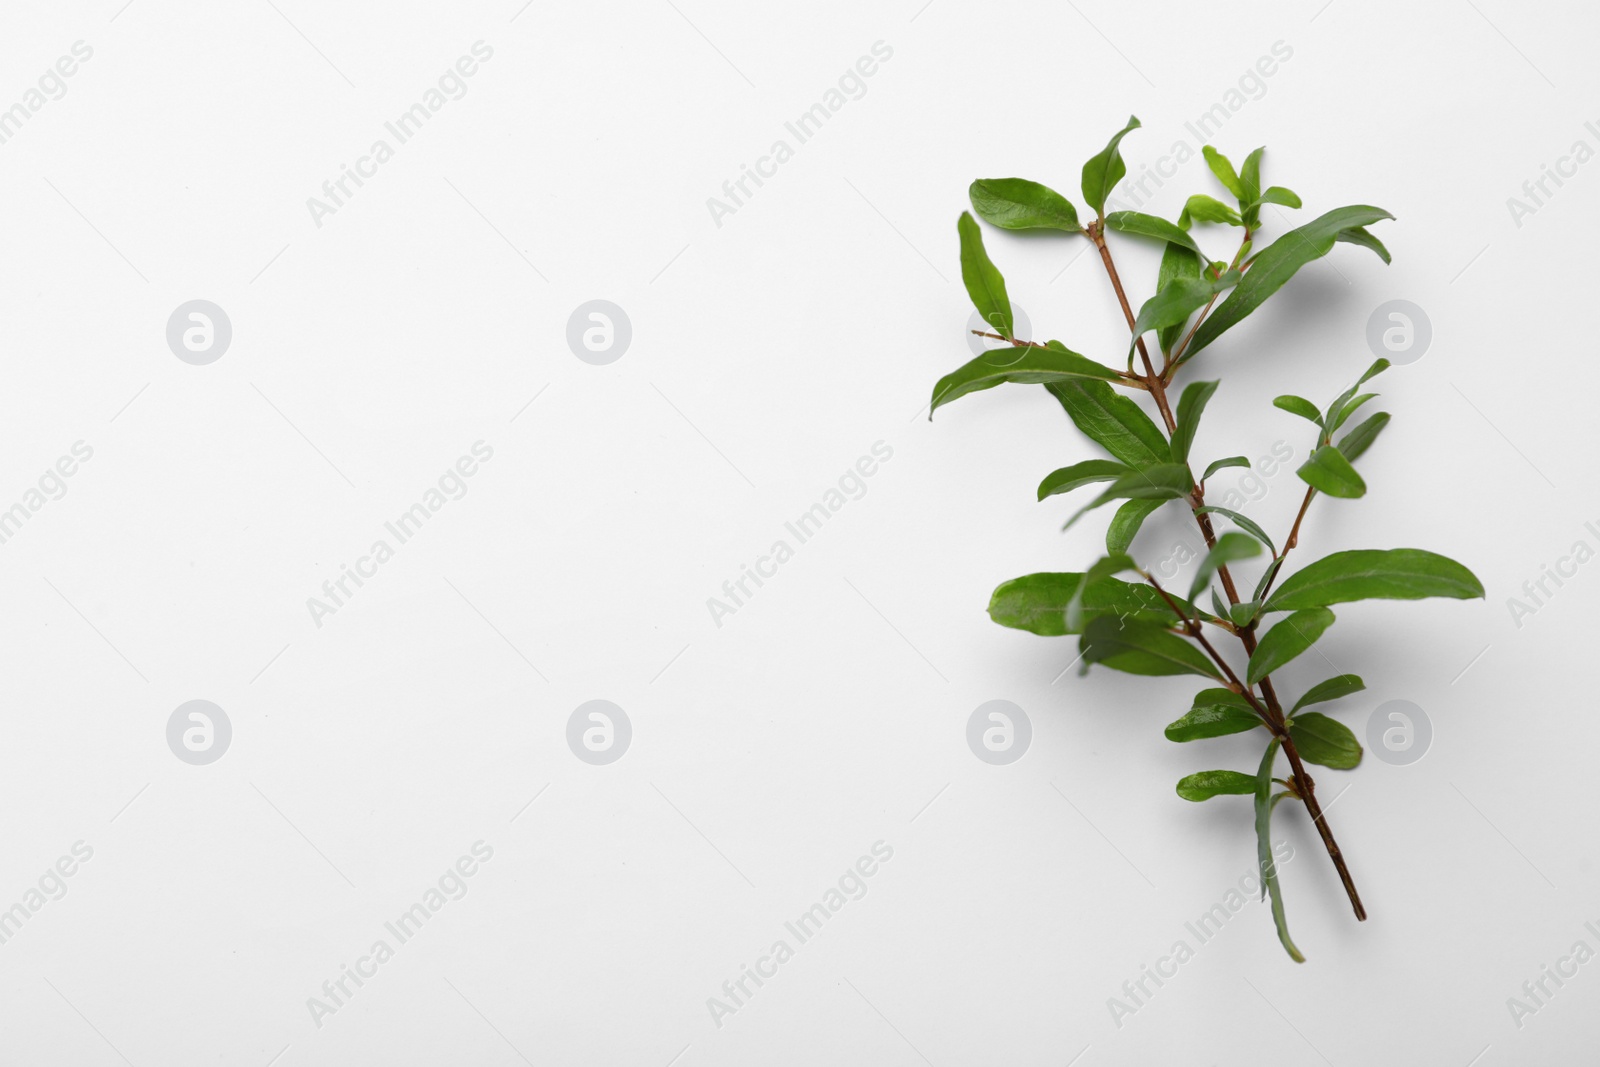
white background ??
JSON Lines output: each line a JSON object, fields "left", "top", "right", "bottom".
{"left": 0, "top": 0, "right": 1595, "bottom": 1063}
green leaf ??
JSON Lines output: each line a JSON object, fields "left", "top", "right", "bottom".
{"left": 1264, "top": 548, "right": 1485, "bottom": 612}
{"left": 1254, "top": 739, "right": 1304, "bottom": 962}
{"left": 1177, "top": 769, "right": 1257, "bottom": 801}
{"left": 1273, "top": 395, "right": 1322, "bottom": 425}
{"left": 1165, "top": 689, "right": 1262, "bottom": 741}
{"left": 1186, "top": 206, "right": 1395, "bottom": 359}
{"left": 1238, "top": 147, "right": 1265, "bottom": 224}
{"left": 1106, "top": 498, "right": 1164, "bottom": 554}
{"left": 1247, "top": 608, "right": 1335, "bottom": 685}
{"left": 1291, "top": 674, "right": 1366, "bottom": 713}
{"left": 1202, "top": 145, "right": 1244, "bottom": 199}
{"left": 1155, "top": 241, "right": 1203, "bottom": 352}
{"left": 1104, "top": 211, "right": 1203, "bottom": 258}
{"left": 1201, "top": 456, "right": 1251, "bottom": 481}
{"left": 1047, "top": 379, "right": 1171, "bottom": 467}
{"left": 1194, "top": 505, "right": 1275, "bottom": 554}
{"left": 987, "top": 573, "right": 1201, "bottom": 636}
{"left": 1081, "top": 616, "right": 1220, "bottom": 679}
{"left": 1253, "top": 557, "right": 1284, "bottom": 603}
{"left": 1183, "top": 194, "right": 1243, "bottom": 227}
{"left": 1065, "top": 554, "right": 1139, "bottom": 631}
{"left": 1037, "top": 459, "right": 1131, "bottom": 501}
{"left": 930, "top": 341, "right": 1121, "bottom": 417}
{"left": 1323, "top": 360, "right": 1390, "bottom": 432}
{"left": 1327, "top": 392, "right": 1377, "bottom": 435}
{"left": 1065, "top": 463, "right": 1194, "bottom": 531}
{"left": 1287, "top": 712, "right": 1362, "bottom": 769}
{"left": 1129, "top": 273, "right": 1240, "bottom": 357}
{"left": 1337, "top": 411, "right": 1390, "bottom": 463}
{"left": 1296, "top": 445, "right": 1367, "bottom": 498}
{"left": 1189, "top": 531, "right": 1262, "bottom": 601}
{"left": 1081, "top": 115, "right": 1141, "bottom": 216}
{"left": 1169, "top": 380, "right": 1220, "bottom": 463}
{"left": 957, "top": 211, "right": 1013, "bottom": 339}
{"left": 1251, "top": 186, "right": 1302, "bottom": 210}
{"left": 1337, "top": 225, "right": 1390, "bottom": 264}
{"left": 1230, "top": 599, "right": 1262, "bottom": 627}
{"left": 969, "top": 178, "right": 1082, "bottom": 232}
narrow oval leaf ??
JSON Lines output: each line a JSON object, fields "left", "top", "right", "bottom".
{"left": 1170, "top": 380, "right": 1221, "bottom": 463}
{"left": 1106, "top": 497, "right": 1164, "bottom": 554}
{"left": 1104, "top": 211, "right": 1203, "bottom": 258}
{"left": 1037, "top": 459, "right": 1131, "bottom": 500}
{"left": 1186, "top": 206, "right": 1395, "bottom": 359}
{"left": 1296, "top": 445, "right": 1367, "bottom": 498}
{"left": 1238, "top": 147, "right": 1265, "bottom": 224}
{"left": 1183, "top": 194, "right": 1243, "bottom": 226}
{"left": 1202, "top": 145, "right": 1244, "bottom": 199}
{"left": 969, "top": 178, "right": 1082, "bottom": 232}
{"left": 1247, "top": 608, "right": 1335, "bottom": 685}
{"left": 1291, "top": 674, "right": 1366, "bottom": 713}
{"left": 1048, "top": 379, "right": 1171, "bottom": 467}
{"left": 1337, "top": 411, "right": 1390, "bottom": 462}
{"left": 1065, "top": 553, "right": 1138, "bottom": 632}
{"left": 1177, "top": 769, "right": 1257, "bottom": 801}
{"left": 930, "top": 342, "right": 1121, "bottom": 417}
{"left": 1201, "top": 456, "right": 1251, "bottom": 481}
{"left": 1081, "top": 115, "right": 1141, "bottom": 216}
{"left": 1166, "top": 690, "right": 1262, "bottom": 741}
{"left": 1254, "top": 740, "right": 1304, "bottom": 961}
{"left": 1253, "top": 185, "right": 1302, "bottom": 210}
{"left": 1195, "top": 505, "right": 1275, "bottom": 555}
{"left": 1130, "top": 274, "right": 1240, "bottom": 357}
{"left": 1327, "top": 392, "right": 1377, "bottom": 435}
{"left": 1337, "top": 225, "right": 1390, "bottom": 264}
{"left": 1156, "top": 241, "right": 1203, "bottom": 352}
{"left": 1065, "top": 463, "right": 1194, "bottom": 531}
{"left": 987, "top": 573, "right": 1203, "bottom": 636}
{"left": 957, "top": 210, "right": 1012, "bottom": 339}
{"left": 1190, "top": 531, "right": 1262, "bottom": 601}
{"left": 1287, "top": 712, "right": 1362, "bottom": 769}
{"left": 1264, "top": 548, "right": 1485, "bottom": 611}
{"left": 1273, "top": 395, "right": 1322, "bottom": 425}
{"left": 1081, "top": 616, "right": 1221, "bottom": 679}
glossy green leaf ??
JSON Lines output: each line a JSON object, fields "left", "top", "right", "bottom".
{"left": 1337, "top": 225, "right": 1390, "bottom": 264}
{"left": 957, "top": 211, "right": 1012, "bottom": 339}
{"left": 1106, "top": 498, "right": 1164, "bottom": 555}
{"left": 1195, "top": 505, "right": 1275, "bottom": 555}
{"left": 1065, "top": 464, "right": 1194, "bottom": 531}
{"left": 1186, "top": 206, "right": 1395, "bottom": 359}
{"left": 1104, "top": 211, "right": 1203, "bottom": 258}
{"left": 1202, "top": 145, "right": 1244, "bottom": 199}
{"left": 1291, "top": 674, "right": 1366, "bottom": 713}
{"left": 1064, "top": 553, "right": 1139, "bottom": 632}
{"left": 1037, "top": 459, "right": 1131, "bottom": 501}
{"left": 1254, "top": 739, "right": 1304, "bottom": 961}
{"left": 1296, "top": 445, "right": 1367, "bottom": 498}
{"left": 1327, "top": 392, "right": 1376, "bottom": 435}
{"left": 930, "top": 341, "right": 1121, "bottom": 417}
{"left": 1170, "top": 380, "right": 1220, "bottom": 463}
{"left": 988, "top": 572, "right": 1201, "bottom": 636}
{"left": 1238, "top": 147, "right": 1265, "bottom": 224}
{"left": 1287, "top": 712, "right": 1362, "bottom": 769}
{"left": 1156, "top": 240, "right": 1204, "bottom": 352}
{"left": 1337, "top": 411, "right": 1390, "bottom": 463}
{"left": 1166, "top": 689, "right": 1261, "bottom": 741}
{"left": 968, "top": 178, "right": 1082, "bottom": 232}
{"left": 1081, "top": 115, "right": 1141, "bottom": 216}
{"left": 1177, "top": 769, "right": 1257, "bottom": 801}
{"left": 1264, "top": 548, "right": 1485, "bottom": 611}
{"left": 1247, "top": 608, "right": 1335, "bottom": 684}
{"left": 1130, "top": 274, "right": 1240, "bottom": 357}
{"left": 1190, "top": 531, "right": 1262, "bottom": 601}
{"left": 1323, "top": 360, "right": 1390, "bottom": 432}
{"left": 1080, "top": 616, "right": 1220, "bottom": 679}
{"left": 1253, "top": 557, "right": 1284, "bottom": 603}
{"left": 1047, "top": 379, "right": 1171, "bottom": 467}
{"left": 1201, "top": 456, "right": 1251, "bottom": 481}
{"left": 1252, "top": 186, "right": 1302, "bottom": 210}
{"left": 1183, "top": 194, "right": 1243, "bottom": 227}
{"left": 1273, "top": 395, "right": 1322, "bottom": 425}
{"left": 1230, "top": 599, "right": 1262, "bottom": 627}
